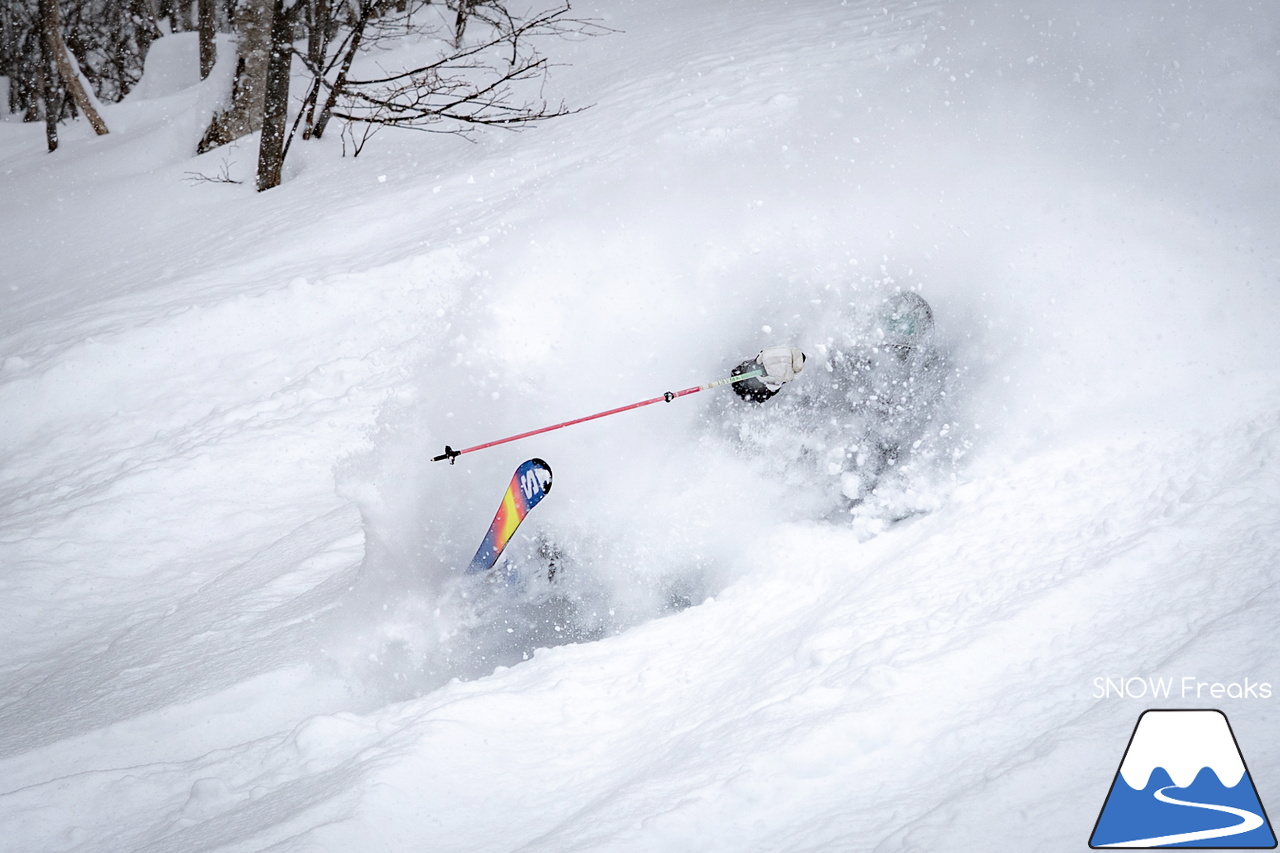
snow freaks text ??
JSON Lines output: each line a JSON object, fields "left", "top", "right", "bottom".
{"left": 1093, "top": 677, "right": 1274, "bottom": 701}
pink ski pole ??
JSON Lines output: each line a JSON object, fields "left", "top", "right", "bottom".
{"left": 432, "top": 368, "right": 763, "bottom": 463}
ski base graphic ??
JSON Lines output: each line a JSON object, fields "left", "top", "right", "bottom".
{"left": 467, "top": 459, "right": 553, "bottom": 574}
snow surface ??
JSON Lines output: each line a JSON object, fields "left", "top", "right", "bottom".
{"left": 2, "top": 1, "right": 1279, "bottom": 850}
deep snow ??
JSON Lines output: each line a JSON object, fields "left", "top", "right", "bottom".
{"left": 2, "top": 1, "right": 1279, "bottom": 850}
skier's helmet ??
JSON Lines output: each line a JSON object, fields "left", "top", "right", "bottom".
{"left": 880, "top": 291, "right": 934, "bottom": 351}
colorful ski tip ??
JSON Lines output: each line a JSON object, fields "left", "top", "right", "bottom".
{"left": 467, "top": 458, "right": 553, "bottom": 574}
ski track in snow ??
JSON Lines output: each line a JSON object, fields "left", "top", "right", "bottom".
{"left": 1, "top": 0, "right": 1279, "bottom": 850}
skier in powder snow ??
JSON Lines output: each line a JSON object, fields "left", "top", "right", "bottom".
{"left": 724, "top": 291, "right": 958, "bottom": 518}
{"left": 506, "top": 291, "right": 960, "bottom": 585}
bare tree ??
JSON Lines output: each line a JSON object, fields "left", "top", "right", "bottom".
{"left": 450, "top": 0, "right": 480, "bottom": 47}
{"left": 159, "top": 0, "right": 194, "bottom": 33}
{"left": 131, "top": 0, "right": 161, "bottom": 60}
{"left": 38, "top": 0, "right": 109, "bottom": 138}
{"left": 197, "top": 0, "right": 274, "bottom": 154}
{"left": 293, "top": 1, "right": 600, "bottom": 158}
{"left": 2, "top": 0, "right": 163, "bottom": 131}
{"left": 3, "top": 0, "right": 599, "bottom": 179}
{"left": 304, "top": 0, "right": 332, "bottom": 74}
{"left": 255, "top": 0, "right": 293, "bottom": 190}
{"left": 37, "top": 22, "right": 61, "bottom": 150}
{"left": 302, "top": 0, "right": 376, "bottom": 142}
{"left": 1, "top": 3, "right": 42, "bottom": 120}
{"left": 198, "top": 0, "right": 216, "bottom": 78}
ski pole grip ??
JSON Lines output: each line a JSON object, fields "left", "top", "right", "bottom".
{"left": 431, "top": 445, "right": 461, "bottom": 464}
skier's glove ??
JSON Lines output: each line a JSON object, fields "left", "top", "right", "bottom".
{"left": 756, "top": 346, "right": 806, "bottom": 389}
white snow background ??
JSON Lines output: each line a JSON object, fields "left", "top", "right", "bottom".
{"left": 2, "top": 0, "right": 1279, "bottom": 850}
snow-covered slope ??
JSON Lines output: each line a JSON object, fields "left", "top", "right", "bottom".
{"left": 1, "top": 1, "right": 1278, "bottom": 851}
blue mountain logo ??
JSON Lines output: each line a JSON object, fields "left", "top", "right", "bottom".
{"left": 1091, "top": 709, "right": 1276, "bottom": 848}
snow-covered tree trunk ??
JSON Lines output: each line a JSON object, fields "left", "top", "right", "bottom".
{"left": 196, "top": 0, "right": 273, "bottom": 154}
{"left": 255, "top": 0, "right": 292, "bottom": 191}
{"left": 39, "top": 0, "right": 109, "bottom": 136}
{"left": 38, "top": 38, "right": 60, "bottom": 150}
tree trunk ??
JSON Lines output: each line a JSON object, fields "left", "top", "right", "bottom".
{"left": 38, "top": 46, "right": 60, "bottom": 151}
{"left": 311, "top": 0, "right": 373, "bottom": 140}
{"left": 39, "top": 0, "right": 109, "bottom": 136}
{"left": 197, "top": 0, "right": 273, "bottom": 153}
{"left": 453, "top": 0, "right": 483, "bottom": 48}
{"left": 255, "top": 0, "right": 292, "bottom": 191}
{"left": 131, "top": 0, "right": 161, "bottom": 59}
{"left": 306, "top": 0, "right": 331, "bottom": 72}
{"left": 198, "top": 0, "right": 216, "bottom": 78}
{"left": 170, "top": 0, "right": 194, "bottom": 33}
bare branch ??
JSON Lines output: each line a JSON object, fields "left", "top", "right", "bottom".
{"left": 305, "top": 1, "right": 608, "bottom": 154}
{"left": 183, "top": 156, "right": 243, "bottom": 185}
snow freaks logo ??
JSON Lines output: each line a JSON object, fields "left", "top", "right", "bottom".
{"left": 1089, "top": 710, "right": 1277, "bottom": 849}
{"left": 1093, "top": 676, "right": 1273, "bottom": 701}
